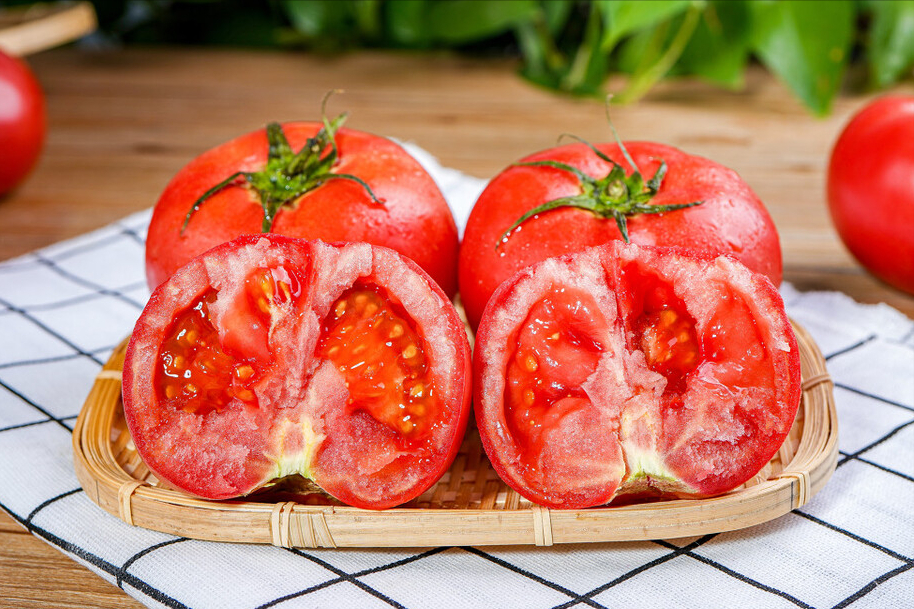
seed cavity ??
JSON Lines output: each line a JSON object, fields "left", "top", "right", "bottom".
{"left": 317, "top": 285, "right": 435, "bottom": 437}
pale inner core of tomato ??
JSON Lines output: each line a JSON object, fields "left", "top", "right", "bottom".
{"left": 317, "top": 285, "right": 436, "bottom": 440}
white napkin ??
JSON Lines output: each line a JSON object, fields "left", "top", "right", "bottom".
{"left": 1, "top": 146, "right": 911, "bottom": 609}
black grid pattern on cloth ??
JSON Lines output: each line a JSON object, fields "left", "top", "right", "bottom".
{"left": 0, "top": 210, "right": 911, "bottom": 609}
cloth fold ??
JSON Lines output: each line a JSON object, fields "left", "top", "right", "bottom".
{"left": 1, "top": 146, "right": 911, "bottom": 609}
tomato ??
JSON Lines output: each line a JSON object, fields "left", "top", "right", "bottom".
{"left": 474, "top": 241, "right": 800, "bottom": 509}
{"left": 458, "top": 141, "right": 782, "bottom": 329}
{"left": 145, "top": 117, "right": 460, "bottom": 297}
{"left": 0, "top": 50, "right": 46, "bottom": 195}
{"left": 123, "top": 235, "right": 472, "bottom": 509}
{"left": 827, "top": 95, "right": 914, "bottom": 295}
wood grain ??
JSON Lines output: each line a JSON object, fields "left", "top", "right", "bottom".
{"left": 0, "top": 45, "right": 911, "bottom": 608}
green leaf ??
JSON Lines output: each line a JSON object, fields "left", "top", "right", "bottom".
{"left": 424, "top": 0, "right": 539, "bottom": 45}
{"left": 515, "top": 6, "right": 566, "bottom": 90}
{"left": 559, "top": 1, "right": 610, "bottom": 95}
{"left": 596, "top": 0, "right": 692, "bottom": 50}
{"left": 385, "top": 0, "right": 431, "bottom": 46}
{"left": 282, "top": 0, "right": 343, "bottom": 37}
{"left": 612, "top": 4, "right": 703, "bottom": 103}
{"left": 540, "top": 0, "right": 574, "bottom": 35}
{"left": 675, "top": 0, "right": 751, "bottom": 88}
{"left": 385, "top": 0, "right": 539, "bottom": 47}
{"left": 866, "top": 0, "right": 914, "bottom": 89}
{"left": 749, "top": 0, "right": 854, "bottom": 116}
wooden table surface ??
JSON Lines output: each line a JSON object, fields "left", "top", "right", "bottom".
{"left": 1, "top": 46, "right": 912, "bottom": 608}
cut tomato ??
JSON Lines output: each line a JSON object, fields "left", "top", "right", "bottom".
{"left": 474, "top": 242, "right": 801, "bottom": 509}
{"left": 123, "top": 235, "right": 472, "bottom": 509}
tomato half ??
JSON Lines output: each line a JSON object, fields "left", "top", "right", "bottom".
{"left": 145, "top": 119, "right": 460, "bottom": 297}
{"left": 0, "top": 50, "right": 46, "bottom": 195}
{"left": 458, "top": 141, "right": 782, "bottom": 329}
{"left": 123, "top": 235, "right": 472, "bottom": 509}
{"left": 474, "top": 242, "right": 801, "bottom": 509}
{"left": 827, "top": 95, "right": 914, "bottom": 295}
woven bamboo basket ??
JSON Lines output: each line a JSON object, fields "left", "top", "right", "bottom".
{"left": 73, "top": 321, "right": 837, "bottom": 548}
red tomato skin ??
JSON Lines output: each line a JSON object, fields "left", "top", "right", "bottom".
{"left": 827, "top": 96, "right": 914, "bottom": 295}
{"left": 0, "top": 50, "right": 46, "bottom": 195}
{"left": 474, "top": 242, "right": 800, "bottom": 509}
{"left": 145, "top": 123, "right": 460, "bottom": 298}
{"left": 124, "top": 235, "right": 471, "bottom": 509}
{"left": 459, "top": 142, "right": 782, "bottom": 329}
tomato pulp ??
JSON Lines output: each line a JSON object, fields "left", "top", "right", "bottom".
{"left": 124, "top": 235, "right": 472, "bottom": 509}
{"left": 474, "top": 242, "right": 801, "bottom": 509}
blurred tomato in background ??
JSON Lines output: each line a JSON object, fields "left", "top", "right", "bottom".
{"left": 827, "top": 96, "right": 914, "bottom": 295}
{"left": 0, "top": 48, "right": 46, "bottom": 196}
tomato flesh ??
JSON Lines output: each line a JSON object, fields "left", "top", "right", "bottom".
{"left": 474, "top": 242, "right": 801, "bottom": 509}
{"left": 124, "top": 235, "right": 472, "bottom": 508}
{"left": 505, "top": 290, "right": 604, "bottom": 460}
{"left": 317, "top": 285, "right": 437, "bottom": 439}
{"left": 157, "top": 291, "right": 257, "bottom": 415}
{"left": 155, "top": 265, "right": 308, "bottom": 415}
{"left": 623, "top": 268, "right": 700, "bottom": 395}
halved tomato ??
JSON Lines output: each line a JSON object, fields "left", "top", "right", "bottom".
{"left": 123, "top": 235, "right": 472, "bottom": 509}
{"left": 474, "top": 242, "right": 801, "bottom": 509}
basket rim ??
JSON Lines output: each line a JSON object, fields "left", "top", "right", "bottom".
{"left": 72, "top": 320, "right": 838, "bottom": 548}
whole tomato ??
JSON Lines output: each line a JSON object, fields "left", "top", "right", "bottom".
{"left": 458, "top": 141, "right": 782, "bottom": 329}
{"left": 145, "top": 115, "right": 460, "bottom": 297}
{"left": 827, "top": 96, "right": 914, "bottom": 295}
{"left": 0, "top": 49, "right": 46, "bottom": 195}
{"left": 474, "top": 241, "right": 800, "bottom": 509}
{"left": 124, "top": 235, "right": 472, "bottom": 509}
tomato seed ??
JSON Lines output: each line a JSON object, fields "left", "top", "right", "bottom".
{"left": 318, "top": 285, "right": 436, "bottom": 439}
{"left": 234, "top": 364, "right": 254, "bottom": 380}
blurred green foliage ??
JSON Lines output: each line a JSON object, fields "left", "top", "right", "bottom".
{"left": 86, "top": 0, "right": 914, "bottom": 115}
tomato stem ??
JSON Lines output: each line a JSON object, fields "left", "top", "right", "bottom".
{"left": 182, "top": 99, "right": 384, "bottom": 234}
{"left": 497, "top": 121, "right": 702, "bottom": 249}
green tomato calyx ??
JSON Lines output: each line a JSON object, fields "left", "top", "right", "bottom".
{"left": 497, "top": 136, "right": 702, "bottom": 248}
{"left": 182, "top": 99, "right": 382, "bottom": 234}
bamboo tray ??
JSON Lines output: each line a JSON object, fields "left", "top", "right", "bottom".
{"left": 73, "top": 321, "right": 837, "bottom": 548}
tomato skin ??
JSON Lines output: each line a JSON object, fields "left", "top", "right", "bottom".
{"left": 458, "top": 141, "right": 782, "bottom": 329}
{"left": 827, "top": 96, "right": 914, "bottom": 295}
{"left": 0, "top": 50, "right": 46, "bottom": 195}
{"left": 474, "top": 242, "right": 800, "bottom": 509}
{"left": 124, "top": 235, "right": 471, "bottom": 509}
{"left": 145, "top": 123, "right": 460, "bottom": 297}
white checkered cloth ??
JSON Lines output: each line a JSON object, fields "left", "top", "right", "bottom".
{"left": 1, "top": 146, "right": 912, "bottom": 609}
